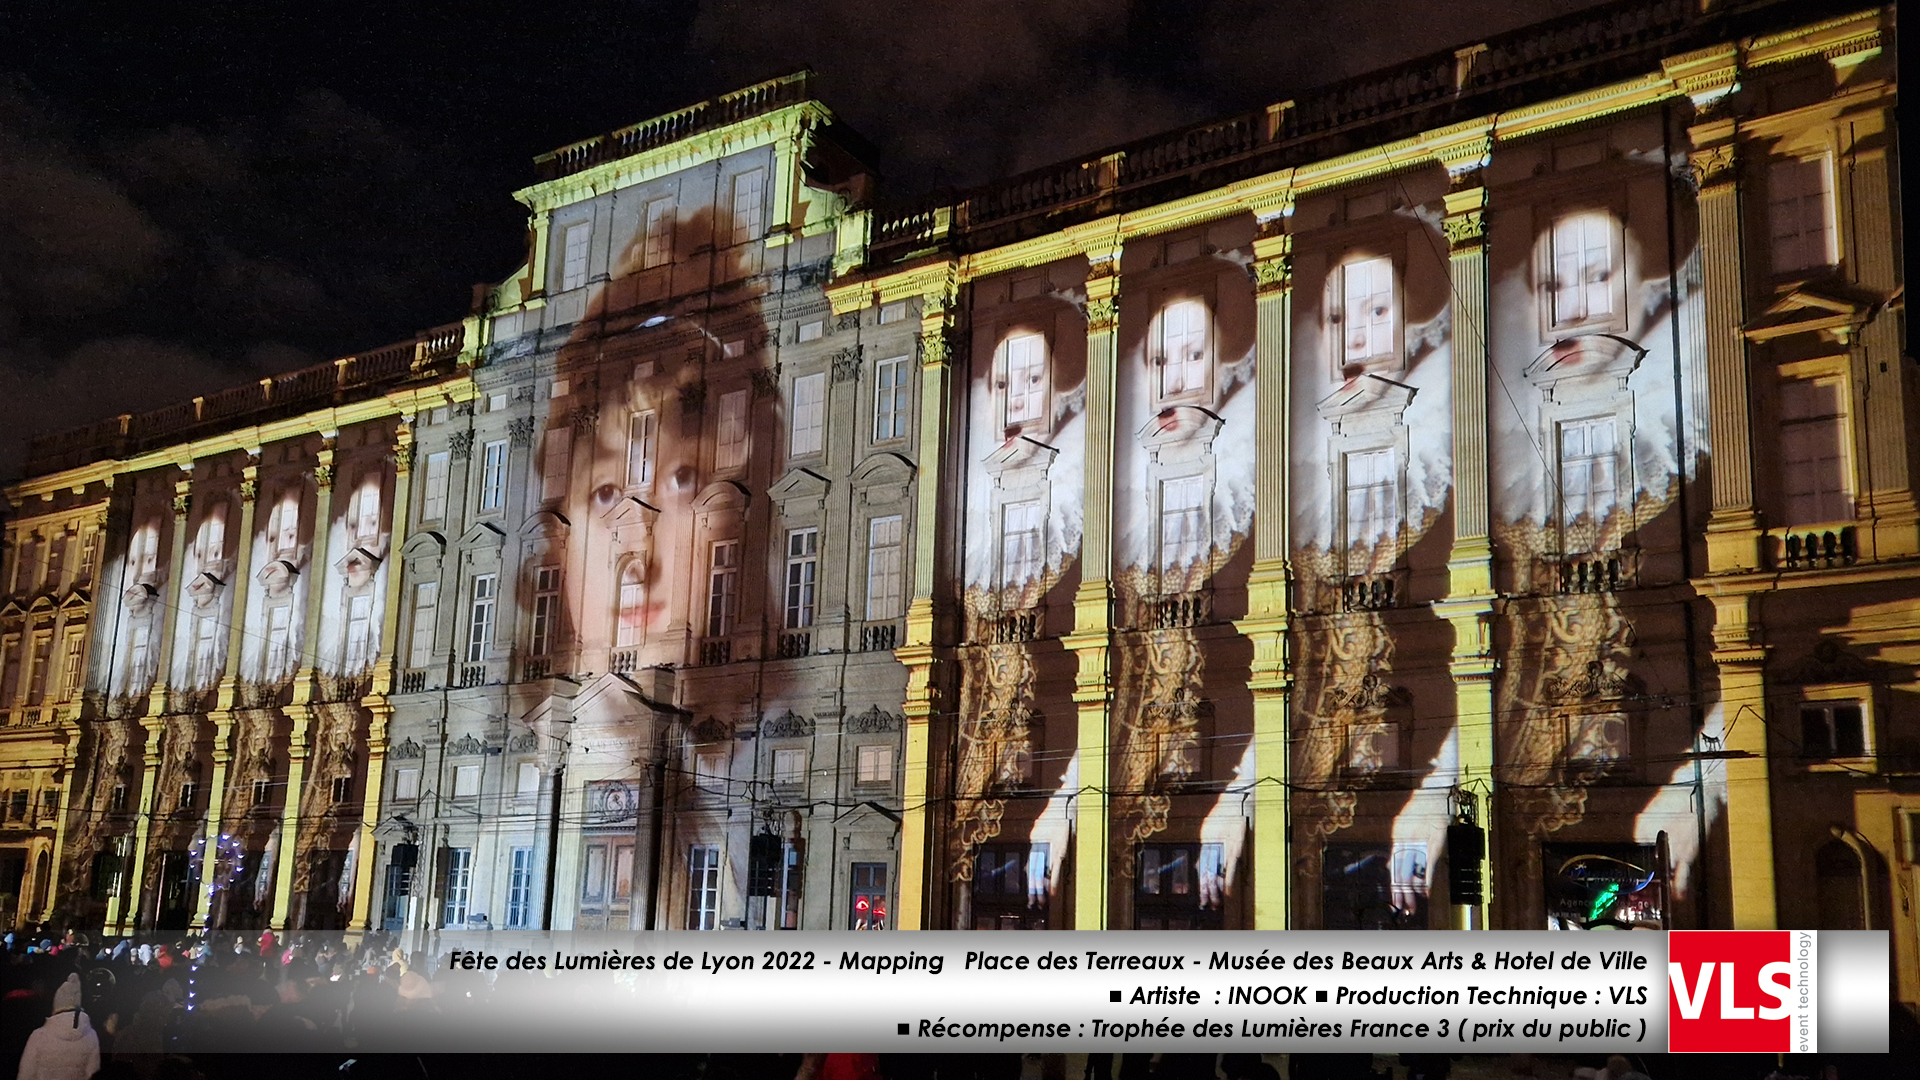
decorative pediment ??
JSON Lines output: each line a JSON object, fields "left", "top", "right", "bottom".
{"left": 1540, "top": 659, "right": 1642, "bottom": 704}
{"left": 1325, "top": 672, "right": 1411, "bottom": 715}
{"left": 852, "top": 452, "right": 915, "bottom": 486}
{"left": 390, "top": 737, "right": 425, "bottom": 759}
{"left": 1316, "top": 373, "right": 1416, "bottom": 428}
{"left": 1775, "top": 639, "right": 1886, "bottom": 686}
{"left": 763, "top": 710, "right": 814, "bottom": 738}
{"left": 520, "top": 509, "right": 571, "bottom": 539}
{"left": 846, "top": 705, "right": 902, "bottom": 734}
{"left": 121, "top": 581, "right": 158, "bottom": 614}
{"left": 1743, "top": 283, "right": 1880, "bottom": 345}
{"left": 58, "top": 590, "right": 90, "bottom": 612}
{"left": 447, "top": 732, "right": 489, "bottom": 756}
{"left": 508, "top": 731, "right": 538, "bottom": 753}
{"left": 457, "top": 521, "right": 506, "bottom": 549}
{"left": 401, "top": 531, "right": 446, "bottom": 558}
{"left": 586, "top": 780, "right": 639, "bottom": 823}
{"left": 185, "top": 571, "right": 225, "bottom": 609}
{"left": 1136, "top": 405, "right": 1223, "bottom": 457}
{"left": 334, "top": 547, "right": 381, "bottom": 589}
{"left": 257, "top": 557, "right": 300, "bottom": 597}
{"left": 1522, "top": 332, "right": 1644, "bottom": 391}
{"left": 985, "top": 433, "right": 1059, "bottom": 472}
{"left": 692, "top": 716, "right": 731, "bottom": 743}
{"left": 605, "top": 496, "right": 660, "bottom": 530}
{"left": 693, "top": 480, "right": 751, "bottom": 511}
{"left": 770, "top": 468, "right": 831, "bottom": 508}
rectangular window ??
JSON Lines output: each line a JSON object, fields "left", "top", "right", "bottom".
{"left": 129, "top": 625, "right": 150, "bottom": 683}
{"left": 1158, "top": 299, "right": 1209, "bottom": 398}
{"left": 480, "top": 440, "right": 509, "bottom": 511}
{"left": 696, "top": 749, "right": 728, "bottom": 789}
{"left": 729, "top": 169, "right": 765, "bottom": 247}
{"left": 266, "top": 604, "right": 293, "bottom": 673}
{"left": 582, "top": 843, "right": 608, "bottom": 902}
{"left": 1158, "top": 476, "right": 1209, "bottom": 576}
{"left": 706, "top": 541, "right": 739, "bottom": 638}
{"left": 191, "top": 615, "right": 220, "bottom": 686}
{"left": 443, "top": 848, "right": 473, "bottom": 926}
{"left": 878, "top": 301, "right": 907, "bottom": 324}
{"left": 1339, "top": 256, "right": 1397, "bottom": 370}
{"left": 468, "top": 573, "right": 497, "bottom": 663}
{"left": 409, "top": 582, "right": 438, "bottom": 669}
{"left": 643, "top": 196, "right": 676, "bottom": 268}
{"left": 393, "top": 767, "right": 421, "bottom": 802}
{"left": 1549, "top": 211, "right": 1616, "bottom": 327}
{"left": 59, "top": 631, "right": 85, "bottom": 702}
{"left": 541, "top": 430, "right": 571, "bottom": 502}
{"left": 345, "top": 594, "right": 374, "bottom": 672}
{"left": 1002, "top": 333, "right": 1048, "bottom": 427}
{"left": 773, "top": 748, "right": 807, "bottom": 786}
{"left": 506, "top": 847, "right": 534, "bottom": 929}
{"left": 0, "top": 638, "right": 17, "bottom": 706}
{"left": 1558, "top": 417, "right": 1619, "bottom": 533}
{"left": 716, "top": 389, "right": 750, "bottom": 471}
{"left": 1770, "top": 157, "right": 1835, "bottom": 275}
{"left": 797, "top": 320, "right": 824, "bottom": 343}
{"left": 530, "top": 565, "right": 561, "bottom": 658}
{"left": 1343, "top": 449, "right": 1400, "bottom": 555}
{"left": 517, "top": 761, "right": 540, "bottom": 797}
{"left": 790, "top": 372, "right": 826, "bottom": 457}
{"left": 353, "top": 482, "right": 381, "bottom": 542}
{"left": 627, "top": 412, "right": 658, "bottom": 487}
{"left": 560, "top": 222, "right": 591, "bottom": 291}
{"left": 999, "top": 501, "right": 1044, "bottom": 589}
{"left": 617, "top": 564, "right": 646, "bottom": 649}
{"left": 1134, "top": 842, "right": 1226, "bottom": 930}
{"left": 856, "top": 744, "right": 894, "bottom": 785}
{"left": 850, "top": 862, "right": 888, "bottom": 930}
{"left": 688, "top": 845, "right": 722, "bottom": 930}
{"left": 865, "top": 515, "right": 904, "bottom": 621}
{"left": 1800, "top": 702, "right": 1866, "bottom": 759}
{"left": 331, "top": 774, "right": 352, "bottom": 804}
{"left": 1323, "top": 842, "right": 1428, "bottom": 930}
{"left": 423, "top": 452, "right": 451, "bottom": 520}
{"left": 1780, "top": 376, "right": 1852, "bottom": 525}
{"left": 971, "top": 846, "right": 1047, "bottom": 930}
{"left": 452, "top": 763, "right": 481, "bottom": 799}
{"left": 784, "top": 529, "right": 818, "bottom": 629}
{"left": 873, "top": 356, "right": 911, "bottom": 441}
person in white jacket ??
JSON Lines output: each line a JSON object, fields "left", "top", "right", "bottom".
{"left": 16, "top": 974, "right": 100, "bottom": 1080}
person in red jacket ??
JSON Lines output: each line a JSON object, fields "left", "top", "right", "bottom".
{"left": 258, "top": 929, "right": 277, "bottom": 957}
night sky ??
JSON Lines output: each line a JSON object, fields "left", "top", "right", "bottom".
{"left": 0, "top": 0, "right": 1600, "bottom": 481}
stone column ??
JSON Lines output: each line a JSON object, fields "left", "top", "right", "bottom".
{"left": 116, "top": 716, "right": 165, "bottom": 934}
{"left": 1434, "top": 180, "right": 1499, "bottom": 929}
{"left": 195, "top": 452, "right": 261, "bottom": 928}
{"left": 1064, "top": 237, "right": 1121, "bottom": 930}
{"left": 1240, "top": 211, "right": 1295, "bottom": 929}
{"left": 351, "top": 419, "right": 415, "bottom": 934}
{"left": 272, "top": 439, "right": 336, "bottom": 929}
{"left": 896, "top": 287, "right": 956, "bottom": 932}
{"left": 145, "top": 470, "right": 194, "bottom": 718}
{"left": 1691, "top": 123, "right": 1762, "bottom": 573}
{"left": 1709, "top": 591, "right": 1775, "bottom": 928}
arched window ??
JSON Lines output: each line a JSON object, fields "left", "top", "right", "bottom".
{"left": 616, "top": 561, "right": 646, "bottom": 648}
{"left": 1814, "top": 838, "right": 1866, "bottom": 930}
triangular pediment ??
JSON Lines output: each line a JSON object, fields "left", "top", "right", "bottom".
{"left": 606, "top": 496, "right": 660, "bottom": 530}
{"left": 1744, "top": 282, "right": 1879, "bottom": 344}
{"left": 770, "top": 467, "right": 831, "bottom": 504}
{"left": 457, "top": 521, "right": 506, "bottom": 549}
{"left": 1316, "top": 373, "right": 1416, "bottom": 422}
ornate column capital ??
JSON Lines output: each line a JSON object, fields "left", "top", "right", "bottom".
{"left": 1442, "top": 185, "right": 1489, "bottom": 252}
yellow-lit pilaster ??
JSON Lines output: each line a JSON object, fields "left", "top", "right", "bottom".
{"left": 1439, "top": 179, "right": 1497, "bottom": 928}
{"left": 896, "top": 290, "right": 956, "bottom": 931}
{"left": 1238, "top": 210, "right": 1294, "bottom": 929}
{"left": 1691, "top": 124, "right": 1763, "bottom": 573}
{"left": 195, "top": 451, "right": 260, "bottom": 928}
{"left": 115, "top": 716, "right": 166, "bottom": 934}
{"left": 272, "top": 438, "right": 335, "bottom": 929}
{"left": 352, "top": 418, "right": 415, "bottom": 935}
{"left": 527, "top": 209, "right": 552, "bottom": 300}
{"left": 1064, "top": 232, "right": 1122, "bottom": 930}
{"left": 1709, "top": 591, "right": 1777, "bottom": 928}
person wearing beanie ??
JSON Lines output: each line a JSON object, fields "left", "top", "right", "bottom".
{"left": 16, "top": 974, "right": 100, "bottom": 1080}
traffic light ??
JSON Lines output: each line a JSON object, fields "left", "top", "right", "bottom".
{"left": 1447, "top": 822, "right": 1485, "bottom": 906}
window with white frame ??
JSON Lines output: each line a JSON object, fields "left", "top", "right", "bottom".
{"left": 541, "top": 428, "right": 571, "bottom": 502}
{"left": 729, "top": 169, "right": 765, "bottom": 247}
{"left": 1158, "top": 475, "right": 1209, "bottom": 578}
{"left": 266, "top": 604, "right": 293, "bottom": 674}
{"left": 1770, "top": 156, "right": 1836, "bottom": 275}
{"left": 773, "top": 747, "right": 807, "bottom": 786}
{"left": 873, "top": 356, "right": 911, "bottom": 441}
{"left": 467, "top": 573, "right": 497, "bottom": 663}
{"left": 627, "top": 411, "right": 657, "bottom": 487}
{"left": 393, "top": 767, "right": 420, "bottom": 801}
{"left": 268, "top": 492, "right": 299, "bottom": 558}
{"left": 59, "top": 631, "right": 84, "bottom": 702}
{"left": 198, "top": 503, "right": 228, "bottom": 565}
{"left": 707, "top": 541, "right": 739, "bottom": 637}
{"left": 480, "top": 440, "right": 509, "bottom": 511}
{"left": 784, "top": 529, "right": 817, "bottom": 630}
{"left": 797, "top": 320, "right": 824, "bottom": 343}
{"left": 856, "top": 744, "right": 894, "bottom": 784}
{"left": 409, "top": 582, "right": 438, "bottom": 668}
{"left": 716, "top": 389, "right": 750, "bottom": 471}
{"left": 865, "top": 515, "right": 904, "bottom": 621}
{"left": 443, "top": 847, "right": 473, "bottom": 926}
{"left": 1779, "top": 376, "right": 1852, "bottom": 526}
{"left": 506, "top": 847, "right": 534, "bottom": 929}
{"left": 878, "top": 301, "right": 907, "bottom": 324}
{"left": 999, "top": 501, "right": 1045, "bottom": 589}
{"left": 1000, "top": 333, "right": 1048, "bottom": 428}
{"left": 696, "top": 749, "right": 728, "bottom": 789}
{"left": 530, "top": 565, "right": 561, "bottom": 658}
{"left": 1343, "top": 448, "right": 1401, "bottom": 562}
{"left": 1335, "top": 256, "right": 1398, "bottom": 372}
{"left": 1558, "top": 416, "right": 1619, "bottom": 534}
{"left": 790, "top": 372, "right": 826, "bottom": 457}
{"left": 0, "top": 638, "right": 17, "bottom": 706}
{"left": 560, "top": 222, "right": 591, "bottom": 291}
{"left": 643, "top": 196, "right": 676, "bottom": 269}
{"left": 616, "top": 562, "right": 646, "bottom": 648}
{"left": 191, "top": 613, "right": 220, "bottom": 686}
{"left": 1157, "top": 299, "right": 1210, "bottom": 400}
{"left": 345, "top": 594, "right": 374, "bottom": 672}
{"left": 517, "top": 760, "right": 540, "bottom": 798}
{"left": 687, "top": 844, "right": 721, "bottom": 930}
{"left": 351, "top": 477, "right": 381, "bottom": 543}
{"left": 453, "top": 763, "right": 481, "bottom": 799}
{"left": 1547, "top": 210, "right": 1618, "bottom": 330}
{"left": 26, "top": 634, "right": 50, "bottom": 705}
{"left": 422, "top": 452, "right": 451, "bottom": 520}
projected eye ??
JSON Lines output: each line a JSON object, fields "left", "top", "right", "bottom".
{"left": 592, "top": 483, "right": 621, "bottom": 513}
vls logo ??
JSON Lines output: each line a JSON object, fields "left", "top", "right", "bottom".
{"left": 1667, "top": 931, "right": 1817, "bottom": 1053}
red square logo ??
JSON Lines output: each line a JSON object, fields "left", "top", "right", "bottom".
{"left": 1668, "top": 930, "right": 1814, "bottom": 1053}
